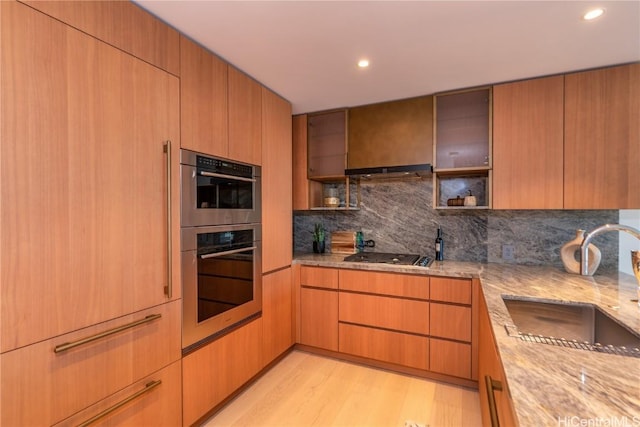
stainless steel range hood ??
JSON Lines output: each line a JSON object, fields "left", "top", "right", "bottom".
{"left": 346, "top": 95, "right": 433, "bottom": 179}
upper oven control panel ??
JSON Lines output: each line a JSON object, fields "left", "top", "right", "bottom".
{"left": 195, "top": 155, "right": 253, "bottom": 179}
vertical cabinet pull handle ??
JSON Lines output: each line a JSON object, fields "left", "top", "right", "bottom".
{"left": 164, "top": 140, "right": 172, "bottom": 298}
{"left": 53, "top": 314, "right": 161, "bottom": 353}
{"left": 484, "top": 375, "right": 503, "bottom": 427}
{"left": 76, "top": 380, "right": 162, "bottom": 427}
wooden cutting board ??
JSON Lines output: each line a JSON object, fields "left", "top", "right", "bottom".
{"left": 331, "top": 231, "right": 357, "bottom": 254}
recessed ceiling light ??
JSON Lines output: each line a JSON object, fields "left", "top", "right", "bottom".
{"left": 357, "top": 59, "right": 370, "bottom": 68}
{"left": 583, "top": 8, "right": 605, "bottom": 21}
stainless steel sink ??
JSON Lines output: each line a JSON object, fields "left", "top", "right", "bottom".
{"left": 502, "top": 296, "right": 640, "bottom": 357}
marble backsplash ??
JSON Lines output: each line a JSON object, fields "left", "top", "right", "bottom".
{"left": 293, "top": 177, "right": 620, "bottom": 272}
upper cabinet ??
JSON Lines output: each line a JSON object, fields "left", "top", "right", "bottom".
{"left": 180, "top": 36, "right": 229, "bottom": 157}
{"left": 229, "top": 66, "right": 263, "bottom": 166}
{"left": 180, "top": 37, "right": 262, "bottom": 164}
{"left": 493, "top": 76, "right": 564, "bottom": 209}
{"left": 347, "top": 96, "right": 433, "bottom": 172}
{"left": 433, "top": 87, "right": 492, "bottom": 209}
{"left": 564, "top": 63, "right": 639, "bottom": 209}
{"left": 21, "top": 0, "right": 180, "bottom": 75}
{"left": 307, "top": 110, "right": 347, "bottom": 179}
{"left": 490, "top": 63, "right": 639, "bottom": 210}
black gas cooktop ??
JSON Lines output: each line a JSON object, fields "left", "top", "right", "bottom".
{"left": 343, "top": 252, "right": 432, "bottom": 267}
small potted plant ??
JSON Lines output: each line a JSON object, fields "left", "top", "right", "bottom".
{"left": 312, "top": 223, "right": 326, "bottom": 254}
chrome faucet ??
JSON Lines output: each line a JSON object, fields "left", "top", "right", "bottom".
{"left": 580, "top": 224, "right": 640, "bottom": 275}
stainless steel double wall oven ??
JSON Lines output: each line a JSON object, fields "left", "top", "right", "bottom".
{"left": 180, "top": 149, "right": 262, "bottom": 352}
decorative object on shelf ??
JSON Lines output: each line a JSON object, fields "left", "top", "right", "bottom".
{"left": 632, "top": 250, "right": 640, "bottom": 308}
{"left": 324, "top": 185, "right": 340, "bottom": 208}
{"left": 561, "top": 229, "right": 601, "bottom": 275}
{"left": 447, "top": 196, "right": 465, "bottom": 206}
{"left": 313, "top": 223, "right": 326, "bottom": 253}
{"left": 464, "top": 190, "right": 477, "bottom": 207}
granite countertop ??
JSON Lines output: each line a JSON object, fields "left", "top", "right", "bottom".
{"left": 294, "top": 253, "right": 640, "bottom": 425}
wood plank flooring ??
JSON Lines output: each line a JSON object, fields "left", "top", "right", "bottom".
{"left": 203, "top": 350, "right": 482, "bottom": 427}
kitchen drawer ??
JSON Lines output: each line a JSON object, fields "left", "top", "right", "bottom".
{"left": 430, "top": 303, "right": 472, "bottom": 342}
{"left": 339, "top": 292, "right": 429, "bottom": 335}
{"left": 339, "top": 269, "right": 429, "bottom": 299}
{"left": 430, "top": 277, "right": 472, "bottom": 304}
{"left": 54, "top": 360, "right": 182, "bottom": 427}
{"left": 430, "top": 338, "right": 472, "bottom": 379}
{"left": 300, "top": 266, "right": 339, "bottom": 289}
{"left": 339, "top": 323, "right": 429, "bottom": 370}
{"left": 0, "top": 300, "right": 181, "bottom": 426}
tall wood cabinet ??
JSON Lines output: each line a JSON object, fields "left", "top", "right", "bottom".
{"left": 564, "top": 63, "right": 640, "bottom": 209}
{"left": 493, "top": 76, "right": 564, "bottom": 209}
{"left": 262, "top": 88, "right": 293, "bottom": 273}
{"left": 1, "top": 1, "right": 181, "bottom": 425}
{"left": 229, "top": 66, "right": 263, "bottom": 165}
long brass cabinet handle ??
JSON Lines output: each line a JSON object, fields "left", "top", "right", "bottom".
{"left": 76, "top": 380, "right": 162, "bottom": 427}
{"left": 485, "top": 375, "right": 503, "bottom": 427}
{"left": 164, "top": 140, "right": 173, "bottom": 299}
{"left": 53, "top": 314, "right": 162, "bottom": 353}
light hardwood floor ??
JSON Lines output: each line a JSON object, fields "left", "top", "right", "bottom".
{"left": 203, "top": 350, "right": 482, "bottom": 427}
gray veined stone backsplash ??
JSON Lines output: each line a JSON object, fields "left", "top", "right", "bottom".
{"left": 293, "top": 177, "right": 620, "bottom": 273}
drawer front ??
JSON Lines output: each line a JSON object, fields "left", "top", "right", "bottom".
{"left": 339, "top": 292, "right": 429, "bottom": 335}
{"left": 430, "top": 303, "right": 472, "bottom": 342}
{"left": 339, "top": 269, "right": 429, "bottom": 299}
{"left": 300, "top": 266, "right": 339, "bottom": 289}
{"left": 430, "top": 277, "right": 471, "bottom": 304}
{"left": 339, "top": 323, "right": 429, "bottom": 370}
{"left": 54, "top": 360, "right": 182, "bottom": 427}
{"left": 1, "top": 301, "right": 181, "bottom": 426}
{"left": 430, "top": 338, "right": 471, "bottom": 379}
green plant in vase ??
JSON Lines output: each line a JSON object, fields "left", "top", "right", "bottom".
{"left": 312, "top": 223, "right": 326, "bottom": 254}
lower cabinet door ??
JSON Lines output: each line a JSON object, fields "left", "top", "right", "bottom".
{"left": 429, "top": 338, "right": 472, "bottom": 379}
{"left": 299, "top": 287, "right": 338, "bottom": 350}
{"left": 182, "top": 318, "right": 263, "bottom": 426}
{"left": 53, "top": 361, "right": 182, "bottom": 427}
{"left": 339, "top": 323, "right": 429, "bottom": 370}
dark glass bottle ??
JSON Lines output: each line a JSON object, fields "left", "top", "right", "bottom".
{"left": 435, "top": 227, "right": 444, "bottom": 261}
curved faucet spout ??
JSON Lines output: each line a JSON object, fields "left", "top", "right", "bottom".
{"left": 580, "top": 224, "right": 640, "bottom": 275}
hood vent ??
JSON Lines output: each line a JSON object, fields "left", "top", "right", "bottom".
{"left": 345, "top": 163, "right": 432, "bottom": 179}
{"left": 347, "top": 95, "right": 433, "bottom": 180}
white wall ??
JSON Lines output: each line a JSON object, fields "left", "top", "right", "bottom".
{"left": 619, "top": 210, "right": 640, "bottom": 274}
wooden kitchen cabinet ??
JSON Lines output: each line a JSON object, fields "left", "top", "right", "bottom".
{"left": 299, "top": 266, "right": 339, "bottom": 350}
{"left": 262, "top": 87, "right": 293, "bottom": 273}
{"left": 21, "top": 0, "right": 180, "bottom": 75}
{"left": 308, "top": 109, "right": 348, "bottom": 178}
{"left": 428, "top": 277, "right": 477, "bottom": 380}
{"left": 180, "top": 35, "right": 229, "bottom": 157}
{"left": 0, "top": 0, "right": 180, "bottom": 352}
{"left": 478, "top": 290, "right": 518, "bottom": 427}
{"left": 493, "top": 75, "right": 564, "bottom": 209}
{"left": 564, "top": 63, "right": 640, "bottom": 209}
{"left": 433, "top": 87, "right": 492, "bottom": 209}
{"left": 182, "top": 317, "right": 264, "bottom": 426}
{"left": 229, "top": 65, "right": 262, "bottom": 165}
{"left": 262, "top": 267, "right": 294, "bottom": 367}
{"left": 293, "top": 114, "right": 323, "bottom": 210}
{"left": 1, "top": 301, "right": 181, "bottom": 426}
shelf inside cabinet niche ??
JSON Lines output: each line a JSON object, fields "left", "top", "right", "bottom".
{"left": 433, "top": 169, "right": 491, "bottom": 209}
{"left": 308, "top": 177, "right": 360, "bottom": 211}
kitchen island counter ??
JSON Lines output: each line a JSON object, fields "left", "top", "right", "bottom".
{"left": 294, "top": 253, "right": 640, "bottom": 425}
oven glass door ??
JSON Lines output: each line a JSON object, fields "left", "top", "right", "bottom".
{"left": 197, "top": 229, "right": 255, "bottom": 322}
{"left": 182, "top": 224, "right": 262, "bottom": 351}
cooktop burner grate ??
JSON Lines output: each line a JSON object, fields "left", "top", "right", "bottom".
{"left": 343, "top": 252, "right": 432, "bottom": 267}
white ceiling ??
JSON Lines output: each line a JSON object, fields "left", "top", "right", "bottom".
{"left": 133, "top": 1, "right": 640, "bottom": 115}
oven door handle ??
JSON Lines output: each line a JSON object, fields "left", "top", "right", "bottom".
{"left": 199, "top": 170, "right": 256, "bottom": 183}
{"left": 200, "top": 246, "right": 257, "bottom": 259}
